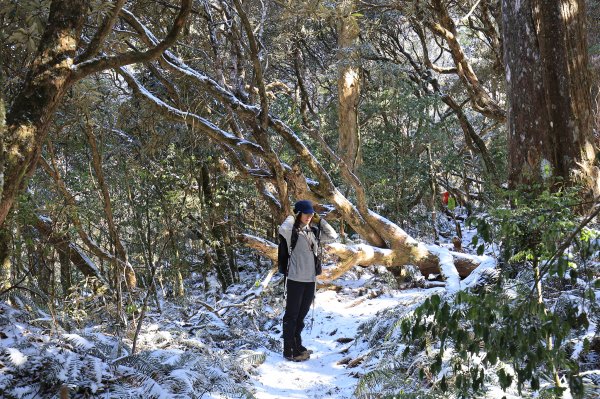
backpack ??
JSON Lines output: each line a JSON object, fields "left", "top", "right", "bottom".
{"left": 277, "top": 225, "right": 322, "bottom": 276}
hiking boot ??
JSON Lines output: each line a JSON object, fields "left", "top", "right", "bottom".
{"left": 296, "top": 343, "right": 312, "bottom": 356}
{"left": 295, "top": 337, "right": 313, "bottom": 356}
{"left": 283, "top": 341, "right": 309, "bottom": 362}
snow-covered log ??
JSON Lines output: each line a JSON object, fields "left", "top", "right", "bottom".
{"left": 240, "top": 234, "right": 278, "bottom": 262}
{"left": 241, "top": 233, "right": 483, "bottom": 290}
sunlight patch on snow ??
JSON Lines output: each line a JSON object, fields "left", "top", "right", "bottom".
{"left": 11, "top": 386, "right": 36, "bottom": 396}
{"left": 254, "top": 360, "right": 342, "bottom": 398}
{"left": 252, "top": 288, "right": 427, "bottom": 398}
{"left": 486, "top": 386, "right": 523, "bottom": 398}
{"left": 146, "top": 323, "right": 160, "bottom": 331}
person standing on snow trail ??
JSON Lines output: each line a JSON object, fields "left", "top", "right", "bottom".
{"left": 279, "top": 200, "right": 338, "bottom": 362}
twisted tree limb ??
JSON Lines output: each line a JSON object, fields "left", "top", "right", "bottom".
{"left": 33, "top": 215, "right": 111, "bottom": 289}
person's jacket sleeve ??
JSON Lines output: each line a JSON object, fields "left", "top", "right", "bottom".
{"left": 318, "top": 218, "right": 338, "bottom": 242}
{"left": 278, "top": 215, "right": 295, "bottom": 250}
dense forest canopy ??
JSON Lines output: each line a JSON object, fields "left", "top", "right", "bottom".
{"left": 0, "top": 0, "right": 599, "bottom": 397}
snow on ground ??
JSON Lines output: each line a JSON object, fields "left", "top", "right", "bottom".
{"left": 250, "top": 284, "right": 427, "bottom": 399}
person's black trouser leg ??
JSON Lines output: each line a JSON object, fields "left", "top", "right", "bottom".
{"left": 283, "top": 280, "right": 315, "bottom": 344}
{"left": 295, "top": 282, "right": 315, "bottom": 345}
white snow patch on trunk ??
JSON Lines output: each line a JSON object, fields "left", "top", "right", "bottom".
{"left": 461, "top": 254, "right": 497, "bottom": 288}
{"left": 426, "top": 245, "right": 460, "bottom": 292}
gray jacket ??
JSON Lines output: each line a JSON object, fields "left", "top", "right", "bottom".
{"left": 278, "top": 216, "right": 338, "bottom": 282}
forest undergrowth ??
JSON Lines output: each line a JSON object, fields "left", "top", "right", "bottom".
{"left": 0, "top": 207, "right": 599, "bottom": 399}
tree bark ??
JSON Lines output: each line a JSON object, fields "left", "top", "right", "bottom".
{"left": 0, "top": 70, "right": 5, "bottom": 204}
{"left": 85, "top": 122, "right": 136, "bottom": 289}
{"left": 503, "top": 0, "right": 599, "bottom": 194}
{"left": 36, "top": 244, "right": 53, "bottom": 297}
{"left": 1, "top": 0, "right": 87, "bottom": 227}
{"left": 337, "top": 0, "right": 362, "bottom": 171}
{"left": 58, "top": 241, "right": 71, "bottom": 295}
{"left": 0, "top": 226, "right": 11, "bottom": 289}
{"left": 429, "top": 0, "right": 506, "bottom": 122}
{"left": 198, "top": 164, "right": 235, "bottom": 290}
{"left": 240, "top": 234, "right": 480, "bottom": 281}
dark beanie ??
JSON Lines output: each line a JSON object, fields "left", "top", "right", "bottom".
{"left": 293, "top": 200, "right": 315, "bottom": 214}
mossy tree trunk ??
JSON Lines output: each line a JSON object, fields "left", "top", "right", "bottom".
{"left": 1, "top": 0, "right": 88, "bottom": 227}
{"left": 0, "top": 0, "right": 191, "bottom": 229}
{"left": 0, "top": 226, "right": 10, "bottom": 289}
{"left": 198, "top": 163, "right": 236, "bottom": 290}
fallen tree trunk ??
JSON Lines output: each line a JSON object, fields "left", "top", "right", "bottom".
{"left": 33, "top": 215, "right": 111, "bottom": 289}
{"left": 241, "top": 233, "right": 482, "bottom": 291}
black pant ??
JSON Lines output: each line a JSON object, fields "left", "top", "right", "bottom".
{"left": 282, "top": 279, "right": 315, "bottom": 344}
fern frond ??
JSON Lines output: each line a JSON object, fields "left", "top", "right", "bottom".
{"left": 113, "top": 352, "right": 162, "bottom": 376}
{"left": 63, "top": 333, "right": 94, "bottom": 351}
{"left": 8, "top": 384, "right": 41, "bottom": 399}
{"left": 78, "top": 332, "right": 118, "bottom": 360}
{"left": 236, "top": 350, "right": 266, "bottom": 369}
{"left": 354, "top": 368, "right": 395, "bottom": 398}
{"left": 220, "top": 383, "right": 257, "bottom": 399}
{"left": 165, "top": 368, "right": 197, "bottom": 393}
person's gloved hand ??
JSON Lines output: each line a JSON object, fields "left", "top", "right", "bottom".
{"left": 311, "top": 212, "right": 321, "bottom": 224}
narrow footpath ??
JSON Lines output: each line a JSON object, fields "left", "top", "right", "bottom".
{"left": 250, "top": 286, "right": 426, "bottom": 399}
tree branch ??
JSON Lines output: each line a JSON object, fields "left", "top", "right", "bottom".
{"left": 427, "top": 0, "right": 505, "bottom": 122}
{"left": 71, "top": 0, "right": 192, "bottom": 81}
{"left": 77, "top": 0, "right": 127, "bottom": 62}
{"left": 232, "top": 0, "right": 269, "bottom": 128}
{"left": 117, "top": 67, "right": 266, "bottom": 158}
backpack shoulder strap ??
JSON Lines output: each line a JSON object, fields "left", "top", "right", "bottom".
{"left": 311, "top": 225, "right": 321, "bottom": 242}
{"left": 290, "top": 228, "right": 299, "bottom": 252}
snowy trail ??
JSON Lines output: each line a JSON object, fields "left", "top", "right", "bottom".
{"left": 250, "top": 287, "right": 428, "bottom": 399}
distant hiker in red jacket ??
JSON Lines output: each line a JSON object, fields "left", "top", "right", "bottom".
{"left": 278, "top": 200, "right": 338, "bottom": 361}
